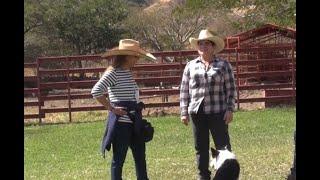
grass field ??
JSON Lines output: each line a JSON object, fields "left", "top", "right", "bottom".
{"left": 24, "top": 107, "right": 296, "bottom": 179}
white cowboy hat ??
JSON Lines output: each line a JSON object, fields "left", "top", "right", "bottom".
{"left": 102, "top": 39, "right": 157, "bottom": 61}
{"left": 189, "top": 29, "right": 225, "bottom": 54}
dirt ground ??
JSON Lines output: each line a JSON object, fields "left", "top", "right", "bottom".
{"left": 140, "top": 89, "right": 265, "bottom": 116}
{"left": 24, "top": 89, "right": 265, "bottom": 123}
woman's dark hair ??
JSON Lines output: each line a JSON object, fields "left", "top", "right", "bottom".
{"left": 106, "top": 55, "right": 127, "bottom": 72}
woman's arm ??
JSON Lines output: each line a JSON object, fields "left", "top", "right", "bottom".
{"left": 180, "top": 62, "right": 191, "bottom": 125}
{"left": 94, "top": 95, "right": 127, "bottom": 116}
{"left": 94, "top": 95, "right": 113, "bottom": 110}
{"left": 224, "top": 61, "right": 237, "bottom": 112}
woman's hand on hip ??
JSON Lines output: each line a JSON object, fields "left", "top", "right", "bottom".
{"left": 110, "top": 106, "right": 127, "bottom": 116}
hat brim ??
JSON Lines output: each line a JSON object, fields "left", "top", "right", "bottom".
{"left": 102, "top": 48, "right": 157, "bottom": 61}
{"left": 189, "top": 36, "right": 225, "bottom": 54}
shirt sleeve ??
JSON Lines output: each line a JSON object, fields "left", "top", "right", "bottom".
{"left": 180, "top": 62, "right": 190, "bottom": 116}
{"left": 91, "top": 70, "right": 117, "bottom": 98}
{"left": 224, "top": 61, "right": 237, "bottom": 111}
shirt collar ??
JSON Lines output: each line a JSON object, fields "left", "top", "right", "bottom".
{"left": 195, "top": 56, "right": 219, "bottom": 63}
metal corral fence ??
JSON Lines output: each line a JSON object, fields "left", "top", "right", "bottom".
{"left": 24, "top": 44, "right": 295, "bottom": 124}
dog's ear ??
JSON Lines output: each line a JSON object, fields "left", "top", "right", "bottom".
{"left": 210, "top": 147, "right": 219, "bottom": 157}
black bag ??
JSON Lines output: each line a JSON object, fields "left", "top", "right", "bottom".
{"left": 141, "top": 119, "right": 154, "bottom": 142}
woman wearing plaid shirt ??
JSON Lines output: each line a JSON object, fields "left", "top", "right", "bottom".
{"left": 180, "top": 29, "right": 237, "bottom": 180}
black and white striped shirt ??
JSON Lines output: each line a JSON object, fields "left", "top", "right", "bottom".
{"left": 91, "top": 68, "right": 139, "bottom": 123}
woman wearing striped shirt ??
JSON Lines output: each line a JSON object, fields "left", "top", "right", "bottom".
{"left": 91, "top": 39, "right": 156, "bottom": 180}
{"left": 180, "top": 29, "right": 237, "bottom": 180}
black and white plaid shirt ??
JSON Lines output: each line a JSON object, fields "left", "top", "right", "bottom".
{"left": 180, "top": 57, "right": 237, "bottom": 116}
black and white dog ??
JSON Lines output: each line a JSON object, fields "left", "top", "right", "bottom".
{"left": 210, "top": 147, "right": 240, "bottom": 180}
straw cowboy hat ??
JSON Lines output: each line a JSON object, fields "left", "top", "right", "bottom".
{"left": 189, "top": 29, "right": 225, "bottom": 54}
{"left": 102, "top": 39, "right": 157, "bottom": 61}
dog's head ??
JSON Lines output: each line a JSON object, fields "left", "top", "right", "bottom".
{"left": 210, "top": 147, "right": 236, "bottom": 170}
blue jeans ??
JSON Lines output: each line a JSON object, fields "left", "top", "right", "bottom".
{"left": 190, "top": 110, "right": 231, "bottom": 180}
{"left": 111, "top": 122, "right": 148, "bottom": 180}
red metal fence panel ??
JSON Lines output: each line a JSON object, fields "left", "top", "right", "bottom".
{"left": 24, "top": 45, "right": 296, "bottom": 124}
{"left": 24, "top": 63, "right": 44, "bottom": 120}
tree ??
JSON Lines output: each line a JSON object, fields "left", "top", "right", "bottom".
{"left": 24, "top": 0, "right": 46, "bottom": 35}
{"left": 25, "top": 0, "right": 130, "bottom": 56}
{"left": 125, "top": 1, "right": 209, "bottom": 55}
{"left": 184, "top": 0, "right": 296, "bottom": 31}
{"left": 44, "top": 0, "right": 129, "bottom": 55}
{"left": 25, "top": 0, "right": 131, "bottom": 76}
{"left": 25, "top": 0, "right": 73, "bottom": 63}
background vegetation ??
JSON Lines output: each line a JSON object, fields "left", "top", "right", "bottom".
{"left": 24, "top": 0, "right": 296, "bottom": 63}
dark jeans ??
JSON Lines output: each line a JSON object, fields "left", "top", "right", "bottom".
{"left": 111, "top": 122, "right": 148, "bottom": 180}
{"left": 190, "top": 110, "right": 231, "bottom": 180}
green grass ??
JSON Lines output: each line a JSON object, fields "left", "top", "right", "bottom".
{"left": 24, "top": 107, "right": 296, "bottom": 180}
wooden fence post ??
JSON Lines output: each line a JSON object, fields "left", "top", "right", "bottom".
{"left": 36, "top": 58, "right": 42, "bottom": 124}
{"left": 235, "top": 48, "right": 240, "bottom": 110}
{"left": 291, "top": 44, "right": 296, "bottom": 103}
{"left": 67, "top": 57, "right": 72, "bottom": 122}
